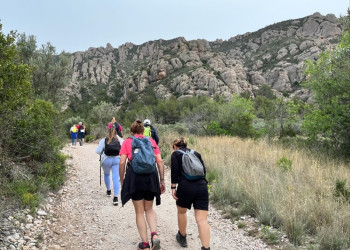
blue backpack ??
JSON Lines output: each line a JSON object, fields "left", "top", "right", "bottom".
{"left": 130, "top": 136, "right": 156, "bottom": 174}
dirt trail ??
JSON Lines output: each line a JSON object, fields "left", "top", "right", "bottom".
{"left": 43, "top": 142, "right": 269, "bottom": 250}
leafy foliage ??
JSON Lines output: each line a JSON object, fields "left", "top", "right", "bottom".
{"left": 31, "top": 42, "right": 72, "bottom": 105}
{"left": 0, "top": 23, "right": 67, "bottom": 208}
{"left": 302, "top": 29, "right": 350, "bottom": 156}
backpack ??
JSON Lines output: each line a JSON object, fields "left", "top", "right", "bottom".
{"left": 144, "top": 126, "right": 152, "bottom": 137}
{"left": 104, "top": 138, "right": 121, "bottom": 156}
{"left": 79, "top": 125, "right": 85, "bottom": 133}
{"left": 72, "top": 127, "right": 77, "bottom": 133}
{"left": 130, "top": 136, "right": 156, "bottom": 174}
{"left": 114, "top": 122, "right": 123, "bottom": 138}
{"left": 177, "top": 149, "right": 205, "bottom": 181}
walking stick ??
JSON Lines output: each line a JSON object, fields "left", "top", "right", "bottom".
{"left": 99, "top": 154, "right": 102, "bottom": 186}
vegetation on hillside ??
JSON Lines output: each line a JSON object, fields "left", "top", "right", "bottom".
{"left": 160, "top": 134, "right": 350, "bottom": 249}
{"left": 1, "top": 8, "right": 350, "bottom": 249}
{"left": 0, "top": 25, "right": 70, "bottom": 210}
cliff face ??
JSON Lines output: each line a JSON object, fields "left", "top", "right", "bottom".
{"left": 68, "top": 12, "right": 342, "bottom": 103}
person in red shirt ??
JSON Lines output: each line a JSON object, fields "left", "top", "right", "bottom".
{"left": 119, "top": 120, "right": 165, "bottom": 250}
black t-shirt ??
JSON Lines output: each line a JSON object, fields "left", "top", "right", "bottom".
{"left": 170, "top": 147, "right": 206, "bottom": 184}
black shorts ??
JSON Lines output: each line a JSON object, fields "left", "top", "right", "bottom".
{"left": 131, "top": 190, "right": 155, "bottom": 201}
{"left": 176, "top": 180, "right": 209, "bottom": 210}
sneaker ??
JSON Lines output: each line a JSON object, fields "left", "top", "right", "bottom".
{"left": 201, "top": 247, "right": 210, "bottom": 250}
{"left": 176, "top": 230, "right": 187, "bottom": 247}
{"left": 106, "top": 190, "right": 111, "bottom": 196}
{"left": 138, "top": 242, "right": 150, "bottom": 249}
{"left": 151, "top": 232, "right": 160, "bottom": 250}
{"left": 113, "top": 196, "right": 118, "bottom": 206}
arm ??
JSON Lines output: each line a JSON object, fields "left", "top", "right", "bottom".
{"left": 119, "top": 154, "right": 127, "bottom": 187}
{"left": 151, "top": 127, "right": 159, "bottom": 145}
{"left": 155, "top": 154, "right": 166, "bottom": 194}
{"left": 170, "top": 152, "right": 180, "bottom": 200}
{"left": 119, "top": 124, "right": 124, "bottom": 137}
{"left": 95, "top": 139, "right": 105, "bottom": 155}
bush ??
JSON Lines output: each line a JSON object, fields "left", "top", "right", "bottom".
{"left": 334, "top": 179, "right": 350, "bottom": 202}
{"left": 277, "top": 156, "right": 292, "bottom": 171}
{"left": 85, "top": 135, "right": 94, "bottom": 142}
{"left": 11, "top": 99, "right": 61, "bottom": 162}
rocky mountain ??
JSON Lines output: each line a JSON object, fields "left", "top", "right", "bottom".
{"left": 68, "top": 12, "right": 342, "bottom": 105}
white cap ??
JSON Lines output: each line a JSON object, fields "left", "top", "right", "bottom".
{"left": 144, "top": 119, "right": 151, "bottom": 125}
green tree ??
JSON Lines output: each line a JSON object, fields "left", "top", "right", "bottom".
{"left": 302, "top": 25, "right": 350, "bottom": 155}
{"left": 88, "top": 101, "right": 116, "bottom": 138}
{"left": 0, "top": 24, "right": 33, "bottom": 152}
{"left": 256, "top": 83, "right": 276, "bottom": 100}
{"left": 156, "top": 96, "right": 180, "bottom": 124}
{"left": 222, "top": 95, "right": 256, "bottom": 138}
{"left": 16, "top": 33, "right": 37, "bottom": 64}
{"left": 274, "top": 97, "right": 301, "bottom": 138}
{"left": 0, "top": 23, "right": 66, "bottom": 207}
{"left": 183, "top": 97, "right": 218, "bottom": 134}
{"left": 31, "top": 42, "right": 72, "bottom": 104}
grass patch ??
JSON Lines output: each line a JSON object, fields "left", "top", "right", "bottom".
{"left": 158, "top": 135, "right": 350, "bottom": 248}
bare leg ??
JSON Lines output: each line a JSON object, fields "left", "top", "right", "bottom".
{"left": 144, "top": 200, "right": 157, "bottom": 233}
{"left": 132, "top": 200, "right": 148, "bottom": 243}
{"left": 177, "top": 205, "right": 188, "bottom": 235}
{"left": 194, "top": 209, "right": 210, "bottom": 248}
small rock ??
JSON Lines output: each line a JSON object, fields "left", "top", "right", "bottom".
{"left": 37, "top": 210, "right": 47, "bottom": 216}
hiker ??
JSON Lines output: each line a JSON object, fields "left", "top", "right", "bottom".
{"left": 96, "top": 123, "right": 124, "bottom": 205}
{"left": 143, "top": 119, "right": 159, "bottom": 145}
{"left": 110, "top": 117, "right": 123, "bottom": 138}
{"left": 70, "top": 124, "right": 78, "bottom": 146}
{"left": 171, "top": 137, "right": 210, "bottom": 250}
{"left": 119, "top": 120, "right": 165, "bottom": 250}
{"left": 77, "top": 122, "right": 86, "bottom": 146}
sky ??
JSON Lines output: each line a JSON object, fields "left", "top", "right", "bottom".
{"left": 1, "top": 0, "right": 349, "bottom": 53}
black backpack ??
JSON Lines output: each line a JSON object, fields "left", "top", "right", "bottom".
{"left": 104, "top": 138, "right": 121, "bottom": 156}
{"left": 114, "top": 122, "right": 123, "bottom": 138}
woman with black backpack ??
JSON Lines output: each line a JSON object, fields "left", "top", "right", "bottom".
{"left": 95, "top": 123, "right": 124, "bottom": 205}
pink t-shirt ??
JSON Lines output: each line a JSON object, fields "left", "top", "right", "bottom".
{"left": 108, "top": 122, "right": 123, "bottom": 131}
{"left": 120, "top": 134, "right": 160, "bottom": 160}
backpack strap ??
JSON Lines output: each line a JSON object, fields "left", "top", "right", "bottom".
{"left": 176, "top": 149, "right": 191, "bottom": 154}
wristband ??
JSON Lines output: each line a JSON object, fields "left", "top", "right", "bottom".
{"left": 171, "top": 186, "right": 176, "bottom": 189}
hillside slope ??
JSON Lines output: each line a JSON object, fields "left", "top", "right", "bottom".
{"left": 66, "top": 12, "right": 342, "bottom": 107}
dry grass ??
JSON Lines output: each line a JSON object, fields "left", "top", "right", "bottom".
{"left": 161, "top": 134, "right": 350, "bottom": 248}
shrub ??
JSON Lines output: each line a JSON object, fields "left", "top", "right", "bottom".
{"left": 21, "top": 192, "right": 39, "bottom": 210}
{"left": 334, "top": 179, "right": 350, "bottom": 202}
{"left": 85, "top": 135, "right": 94, "bottom": 143}
{"left": 277, "top": 156, "right": 292, "bottom": 171}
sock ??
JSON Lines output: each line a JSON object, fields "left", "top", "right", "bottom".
{"left": 151, "top": 231, "right": 158, "bottom": 238}
{"left": 142, "top": 242, "right": 150, "bottom": 247}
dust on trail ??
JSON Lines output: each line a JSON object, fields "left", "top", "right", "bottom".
{"left": 43, "top": 142, "right": 269, "bottom": 250}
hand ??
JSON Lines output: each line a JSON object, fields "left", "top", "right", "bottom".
{"left": 160, "top": 182, "right": 166, "bottom": 194}
{"left": 172, "top": 189, "right": 178, "bottom": 200}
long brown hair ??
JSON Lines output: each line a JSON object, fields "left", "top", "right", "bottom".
{"left": 107, "top": 122, "right": 118, "bottom": 143}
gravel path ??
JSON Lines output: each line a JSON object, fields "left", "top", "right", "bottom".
{"left": 41, "top": 142, "right": 269, "bottom": 250}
